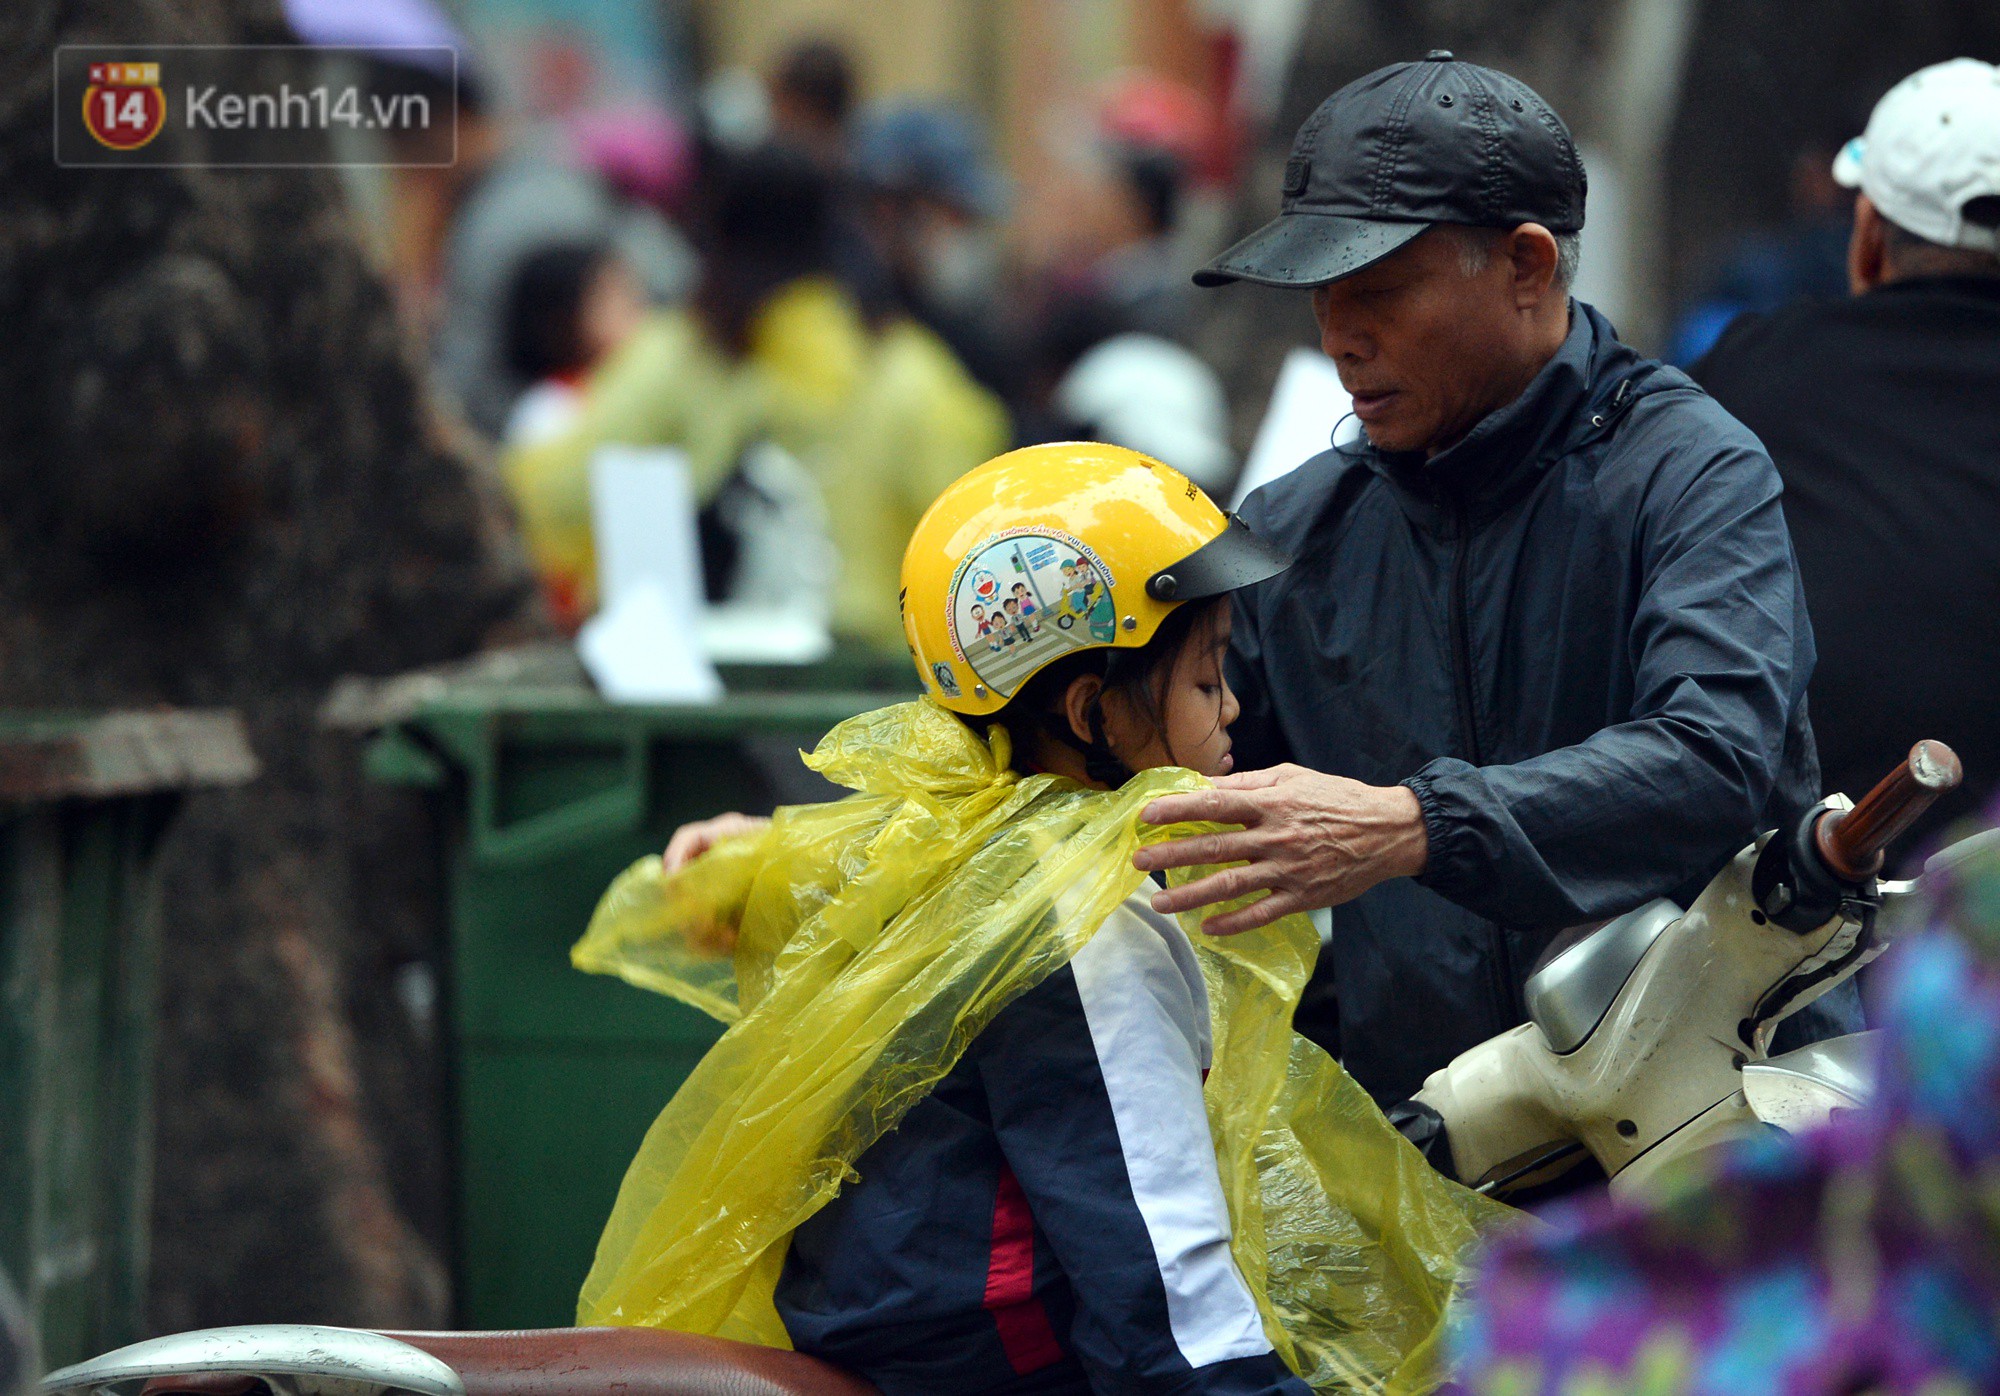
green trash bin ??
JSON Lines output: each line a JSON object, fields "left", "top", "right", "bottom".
{"left": 368, "top": 687, "right": 901, "bottom": 1330}
{"left": 0, "top": 711, "right": 258, "bottom": 1374}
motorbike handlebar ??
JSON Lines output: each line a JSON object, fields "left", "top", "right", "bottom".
{"left": 1815, "top": 739, "right": 1963, "bottom": 881}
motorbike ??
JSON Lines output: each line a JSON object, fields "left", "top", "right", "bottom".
{"left": 38, "top": 746, "right": 1981, "bottom": 1396}
{"left": 1410, "top": 738, "right": 1987, "bottom": 1200}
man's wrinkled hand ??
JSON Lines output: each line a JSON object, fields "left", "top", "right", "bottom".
{"left": 663, "top": 812, "right": 772, "bottom": 872}
{"left": 1132, "top": 764, "right": 1429, "bottom": 935}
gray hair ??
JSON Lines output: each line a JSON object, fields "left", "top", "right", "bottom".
{"left": 1450, "top": 225, "right": 1582, "bottom": 291}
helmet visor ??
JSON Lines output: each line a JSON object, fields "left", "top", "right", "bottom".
{"left": 1145, "top": 516, "right": 1293, "bottom": 603}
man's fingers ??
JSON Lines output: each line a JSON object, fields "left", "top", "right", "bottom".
{"left": 1139, "top": 786, "right": 1266, "bottom": 829}
{"left": 1196, "top": 890, "right": 1301, "bottom": 938}
{"left": 1132, "top": 826, "right": 1260, "bottom": 873}
{"left": 1147, "top": 862, "right": 1276, "bottom": 916}
{"left": 1206, "top": 767, "right": 1288, "bottom": 791}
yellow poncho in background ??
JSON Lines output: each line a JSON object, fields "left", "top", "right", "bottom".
{"left": 571, "top": 700, "right": 1513, "bottom": 1392}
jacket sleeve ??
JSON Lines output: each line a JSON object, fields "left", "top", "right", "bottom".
{"left": 972, "top": 905, "right": 1313, "bottom": 1396}
{"left": 1405, "top": 416, "right": 1815, "bottom": 928}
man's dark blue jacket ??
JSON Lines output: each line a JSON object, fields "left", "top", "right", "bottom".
{"left": 1230, "top": 301, "right": 1861, "bottom": 1105}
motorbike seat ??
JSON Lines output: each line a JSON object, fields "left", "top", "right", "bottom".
{"left": 1523, "top": 898, "right": 1682, "bottom": 1054}
{"left": 381, "top": 1329, "right": 878, "bottom": 1396}
{"left": 51, "top": 1326, "right": 876, "bottom": 1396}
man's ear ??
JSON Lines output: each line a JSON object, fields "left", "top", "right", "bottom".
{"left": 1849, "top": 193, "right": 1888, "bottom": 294}
{"left": 1062, "top": 673, "right": 1106, "bottom": 746}
{"left": 1506, "top": 223, "right": 1561, "bottom": 308}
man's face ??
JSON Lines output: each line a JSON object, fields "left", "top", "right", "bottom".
{"left": 1311, "top": 226, "right": 1537, "bottom": 456}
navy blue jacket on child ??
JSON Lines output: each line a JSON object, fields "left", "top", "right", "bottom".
{"left": 775, "top": 887, "right": 1313, "bottom": 1396}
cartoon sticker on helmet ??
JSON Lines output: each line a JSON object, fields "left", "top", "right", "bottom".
{"left": 931, "top": 661, "right": 961, "bottom": 699}
{"left": 946, "top": 530, "right": 1119, "bottom": 700}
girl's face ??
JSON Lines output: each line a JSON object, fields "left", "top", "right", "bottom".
{"left": 1101, "top": 604, "right": 1240, "bottom": 778}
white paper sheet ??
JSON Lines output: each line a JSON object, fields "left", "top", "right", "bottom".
{"left": 1230, "top": 347, "right": 1361, "bottom": 510}
{"left": 576, "top": 581, "right": 724, "bottom": 704}
{"left": 580, "top": 446, "right": 723, "bottom": 703}
{"left": 590, "top": 445, "right": 706, "bottom": 613}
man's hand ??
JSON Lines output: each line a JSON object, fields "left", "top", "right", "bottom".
{"left": 663, "top": 812, "right": 772, "bottom": 872}
{"left": 1133, "top": 765, "right": 1429, "bottom": 935}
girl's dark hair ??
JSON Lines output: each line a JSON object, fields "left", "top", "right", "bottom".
{"left": 503, "top": 241, "right": 615, "bottom": 382}
{"left": 969, "top": 597, "right": 1227, "bottom": 783}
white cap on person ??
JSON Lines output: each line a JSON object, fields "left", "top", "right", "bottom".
{"left": 1832, "top": 57, "right": 2000, "bottom": 253}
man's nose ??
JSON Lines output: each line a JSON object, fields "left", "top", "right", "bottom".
{"left": 1315, "top": 301, "right": 1372, "bottom": 362}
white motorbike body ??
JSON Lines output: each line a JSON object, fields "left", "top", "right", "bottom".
{"left": 1413, "top": 797, "right": 1984, "bottom": 1199}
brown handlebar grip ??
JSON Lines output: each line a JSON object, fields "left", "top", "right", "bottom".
{"left": 1816, "top": 739, "right": 1963, "bottom": 881}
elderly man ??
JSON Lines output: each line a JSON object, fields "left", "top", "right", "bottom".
{"left": 1137, "top": 52, "right": 1859, "bottom": 1106}
{"left": 1689, "top": 59, "right": 2000, "bottom": 862}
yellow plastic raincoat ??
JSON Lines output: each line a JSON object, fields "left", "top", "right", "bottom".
{"left": 572, "top": 700, "right": 1514, "bottom": 1393}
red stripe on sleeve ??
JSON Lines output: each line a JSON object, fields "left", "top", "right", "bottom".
{"left": 983, "top": 1164, "right": 1064, "bottom": 1375}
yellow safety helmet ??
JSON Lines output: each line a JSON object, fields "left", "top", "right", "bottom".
{"left": 901, "top": 441, "right": 1293, "bottom": 715}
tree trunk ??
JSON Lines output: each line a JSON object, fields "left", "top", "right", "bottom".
{"left": 0, "top": 0, "right": 544, "bottom": 1331}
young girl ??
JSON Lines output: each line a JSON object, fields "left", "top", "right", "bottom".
{"left": 575, "top": 444, "right": 1501, "bottom": 1396}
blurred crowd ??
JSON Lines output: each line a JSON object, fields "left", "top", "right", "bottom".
{"left": 352, "top": 28, "right": 1239, "bottom": 653}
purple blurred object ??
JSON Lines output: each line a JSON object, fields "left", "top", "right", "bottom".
{"left": 566, "top": 106, "right": 696, "bottom": 215}
{"left": 281, "top": 0, "right": 466, "bottom": 76}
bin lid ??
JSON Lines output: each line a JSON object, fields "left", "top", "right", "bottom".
{"left": 0, "top": 710, "right": 258, "bottom": 801}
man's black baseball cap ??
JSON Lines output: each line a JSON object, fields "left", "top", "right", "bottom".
{"left": 1195, "top": 52, "right": 1586, "bottom": 288}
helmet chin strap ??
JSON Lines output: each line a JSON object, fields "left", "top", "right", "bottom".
{"left": 1038, "top": 707, "right": 1134, "bottom": 789}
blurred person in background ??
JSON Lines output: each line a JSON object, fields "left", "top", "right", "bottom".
{"left": 1014, "top": 292, "right": 1236, "bottom": 497}
{"left": 364, "top": 54, "right": 695, "bottom": 438}
{"left": 818, "top": 319, "right": 1007, "bottom": 649}
{"left": 1005, "top": 75, "right": 1237, "bottom": 494}
{"left": 503, "top": 140, "right": 868, "bottom": 623}
{"left": 1666, "top": 144, "right": 1855, "bottom": 365}
{"left": 822, "top": 105, "right": 1016, "bottom": 650}
{"left": 500, "top": 240, "right": 647, "bottom": 453}
{"left": 851, "top": 102, "right": 1020, "bottom": 406}
{"left": 768, "top": 38, "right": 857, "bottom": 172}
{"left": 564, "top": 104, "right": 700, "bottom": 230}
{"left": 1691, "top": 58, "right": 2000, "bottom": 863}
{"left": 1052, "top": 331, "right": 1235, "bottom": 496}
{"left": 1084, "top": 75, "right": 1216, "bottom": 343}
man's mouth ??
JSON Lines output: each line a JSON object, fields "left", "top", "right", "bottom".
{"left": 1350, "top": 388, "right": 1399, "bottom": 421}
